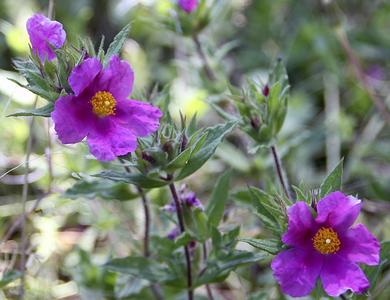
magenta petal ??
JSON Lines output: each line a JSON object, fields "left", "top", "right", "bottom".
{"left": 98, "top": 55, "right": 134, "bottom": 99}
{"left": 320, "top": 255, "right": 370, "bottom": 297}
{"left": 51, "top": 95, "right": 92, "bottom": 144}
{"left": 271, "top": 248, "right": 323, "bottom": 297}
{"left": 69, "top": 58, "right": 102, "bottom": 96}
{"left": 87, "top": 121, "right": 137, "bottom": 161}
{"left": 316, "top": 192, "right": 361, "bottom": 232}
{"left": 115, "top": 99, "right": 162, "bottom": 137}
{"left": 179, "top": 0, "right": 198, "bottom": 13}
{"left": 339, "top": 224, "right": 380, "bottom": 266}
{"left": 282, "top": 201, "right": 317, "bottom": 247}
{"left": 26, "top": 14, "right": 66, "bottom": 62}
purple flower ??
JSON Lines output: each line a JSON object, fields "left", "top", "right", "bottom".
{"left": 182, "top": 191, "right": 203, "bottom": 209}
{"left": 26, "top": 14, "right": 66, "bottom": 62}
{"left": 51, "top": 56, "right": 162, "bottom": 161}
{"left": 271, "top": 192, "right": 380, "bottom": 297}
{"left": 178, "top": 0, "right": 198, "bottom": 13}
{"left": 162, "top": 202, "right": 176, "bottom": 213}
{"left": 163, "top": 186, "right": 203, "bottom": 212}
{"left": 167, "top": 227, "right": 180, "bottom": 240}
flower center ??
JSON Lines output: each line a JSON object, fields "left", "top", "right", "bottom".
{"left": 91, "top": 91, "right": 116, "bottom": 117}
{"left": 312, "top": 227, "right": 341, "bottom": 254}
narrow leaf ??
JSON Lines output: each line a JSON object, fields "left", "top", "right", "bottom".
{"left": 206, "top": 170, "right": 232, "bottom": 226}
{"left": 104, "top": 24, "right": 130, "bottom": 65}
{"left": 7, "top": 103, "right": 54, "bottom": 117}
{"left": 95, "top": 170, "right": 168, "bottom": 188}
{"left": 239, "top": 238, "right": 281, "bottom": 255}
{"left": 319, "top": 158, "right": 344, "bottom": 198}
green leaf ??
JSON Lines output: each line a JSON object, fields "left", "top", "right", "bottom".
{"left": 105, "top": 256, "right": 174, "bottom": 283}
{"left": 357, "top": 240, "right": 390, "bottom": 299}
{"left": 239, "top": 238, "right": 281, "bottom": 255}
{"left": 230, "top": 188, "right": 253, "bottom": 207}
{"left": 195, "top": 251, "right": 269, "bottom": 287}
{"left": 114, "top": 274, "right": 149, "bottom": 299}
{"left": 64, "top": 178, "right": 138, "bottom": 201}
{"left": 104, "top": 24, "right": 130, "bottom": 65}
{"left": 95, "top": 170, "right": 168, "bottom": 188}
{"left": 175, "top": 232, "right": 192, "bottom": 248}
{"left": 0, "top": 270, "right": 22, "bottom": 288}
{"left": 8, "top": 78, "right": 59, "bottom": 101}
{"left": 319, "top": 158, "right": 344, "bottom": 198}
{"left": 192, "top": 209, "right": 209, "bottom": 242}
{"left": 175, "top": 121, "right": 238, "bottom": 180}
{"left": 206, "top": 170, "right": 232, "bottom": 226}
{"left": 7, "top": 103, "right": 54, "bottom": 117}
{"left": 247, "top": 187, "right": 286, "bottom": 234}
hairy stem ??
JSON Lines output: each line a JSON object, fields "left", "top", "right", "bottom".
{"left": 46, "top": 119, "right": 53, "bottom": 193}
{"left": 270, "top": 145, "right": 292, "bottom": 201}
{"left": 192, "top": 34, "right": 216, "bottom": 81}
{"left": 119, "top": 158, "right": 150, "bottom": 256}
{"left": 168, "top": 181, "right": 193, "bottom": 300}
{"left": 18, "top": 99, "right": 37, "bottom": 299}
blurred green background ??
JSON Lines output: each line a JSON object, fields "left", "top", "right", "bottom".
{"left": 1, "top": 0, "right": 390, "bottom": 299}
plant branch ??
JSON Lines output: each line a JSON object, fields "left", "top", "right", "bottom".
{"left": 270, "top": 145, "right": 292, "bottom": 201}
{"left": 168, "top": 179, "right": 193, "bottom": 300}
{"left": 192, "top": 34, "right": 216, "bottom": 81}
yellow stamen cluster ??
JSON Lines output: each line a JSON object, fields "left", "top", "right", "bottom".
{"left": 312, "top": 227, "right": 341, "bottom": 254}
{"left": 91, "top": 91, "right": 116, "bottom": 117}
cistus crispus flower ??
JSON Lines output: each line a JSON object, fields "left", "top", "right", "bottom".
{"left": 51, "top": 55, "right": 162, "bottom": 161}
{"left": 26, "top": 14, "right": 66, "bottom": 62}
{"left": 178, "top": 0, "right": 198, "bottom": 13}
{"left": 271, "top": 191, "right": 380, "bottom": 297}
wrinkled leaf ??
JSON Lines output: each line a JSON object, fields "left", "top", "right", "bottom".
{"left": 104, "top": 24, "right": 130, "bottom": 65}
{"left": 195, "top": 251, "right": 269, "bottom": 287}
{"left": 239, "top": 238, "right": 281, "bottom": 255}
{"left": 95, "top": 170, "right": 168, "bottom": 188}
{"left": 175, "top": 121, "right": 238, "bottom": 180}
{"left": 7, "top": 102, "right": 54, "bottom": 117}
{"left": 105, "top": 256, "right": 174, "bottom": 283}
{"left": 319, "top": 158, "right": 343, "bottom": 198}
{"left": 64, "top": 178, "right": 138, "bottom": 201}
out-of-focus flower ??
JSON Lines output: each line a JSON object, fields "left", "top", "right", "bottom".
{"left": 180, "top": 188, "right": 203, "bottom": 210}
{"left": 163, "top": 185, "right": 203, "bottom": 212}
{"left": 272, "top": 191, "right": 380, "bottom": 297}
{"left": 167, "top": 227, "right": 180, "bottom": 240}
{"left": 26, "top": 14, "right": 66, "bottom": 62}
{"left": 51, "top": 55, "right": 162, "bottom": 161}
{"left": 178, "top": 0, "right": 198, "bottom": 13}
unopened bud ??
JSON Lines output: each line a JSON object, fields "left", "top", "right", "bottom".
{"left": 262, "top": 84, "right": 269, "bottom": 97}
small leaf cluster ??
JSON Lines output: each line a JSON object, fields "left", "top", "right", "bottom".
{"left": 232, "top": 59, "right": 289, "bottom": 147}
{"left": 96, "top": 113, "right": 238, "bottom": 187}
